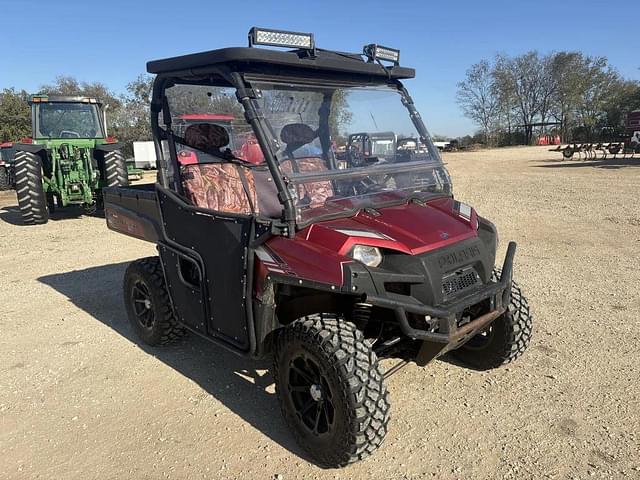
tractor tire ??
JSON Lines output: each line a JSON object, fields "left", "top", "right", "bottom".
{"left": 0, "top": 166, "right": 10, "bottom": 191}
{"left": 274, "top": 316, "right": 390, "bottom": 468}
{"left": 451, "top": 269, "right": 532, "bottom": 370}
{"left": 103, "top": 150, "right": 129, "bottom": 188}
{"left": 123, "top": 257, "right": 186, "bottom": 346}
{"left": 14, "top": 151, "right": 49, "bottom": 225}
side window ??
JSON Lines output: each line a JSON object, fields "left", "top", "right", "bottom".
{"left": 163, "top": 84, "right": 254, "bottom": 165}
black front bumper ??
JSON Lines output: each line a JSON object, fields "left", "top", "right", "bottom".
{"left": 362, "top": 242, "right": 517, "bottom": 345}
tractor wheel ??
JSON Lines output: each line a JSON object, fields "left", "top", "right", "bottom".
{"left": 0, "top": 166, "right": 10, "bottom": 191}
{"left": 14, "top": 151, "right": 49, "bottom": 225}
{"left": 451, "top": 269, "right": 532, "bottom": 370}
{"left": 123, "top": 257, "right": 186, "bottom": 346}
{"left": 273, "top": 315, "right": 390, "bottom": 468}
{"left": 103, "top": 150, "right": 129, "bottom": 188}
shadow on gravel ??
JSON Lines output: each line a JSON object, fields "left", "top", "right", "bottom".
{"left": 38, "top": 262, "right": 308, "bottom": 463}
{"left": 0, "top": 204, "right": 105, "bottom": 226}
{"left": 0, "top": 205, "right": 23, "bottom": 225}
{"left": 534, "top": 156, "right": 640, "bottom": 169}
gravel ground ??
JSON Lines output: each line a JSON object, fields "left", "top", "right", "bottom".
{"left": 0, "top": 146, "right": 638, "bottom": 479}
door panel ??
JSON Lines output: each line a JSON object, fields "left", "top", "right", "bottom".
{"left": 157, "top": 186, "right": 251, "bottom": 351}
{"left": 158, "top": 245, "right": 207, "bottom": 333}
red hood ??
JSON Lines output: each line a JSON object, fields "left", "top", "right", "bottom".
{"left": 302, "top": 197, "right": 478, "bottom": 256}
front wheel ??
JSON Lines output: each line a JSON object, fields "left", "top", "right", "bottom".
{"left": 273, "top": 316, "right": 390, "bottom": 468}
{"left": 451, "top": 270, "right": 533, "bottom": 370}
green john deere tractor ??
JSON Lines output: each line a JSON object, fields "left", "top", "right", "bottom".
{"left": 13, "top": 95, "right": 129, "bottom": 224}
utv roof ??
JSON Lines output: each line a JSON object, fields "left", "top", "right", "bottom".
{"left": 146, "top": 47, "right": 415, "bottom": 80}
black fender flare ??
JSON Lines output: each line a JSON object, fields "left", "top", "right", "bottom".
{"left": 15, "top": 143, "right": 46, "bottom": 154}
{"left": 93, "top": 142, "right": 124, "bottom": 152}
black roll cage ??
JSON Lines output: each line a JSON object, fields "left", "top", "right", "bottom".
{"left": 149, "top": 65, "right": 437, "bottom": 237}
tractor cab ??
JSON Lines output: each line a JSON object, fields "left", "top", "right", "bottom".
{"left": 31, "top": 95, "right": 106, "bottom": 140}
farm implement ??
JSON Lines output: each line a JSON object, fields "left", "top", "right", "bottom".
{"left": 549, "top": 141, "right": 638, "bottom": 160}
{"left": 550, "top": 110, "right": 640, "bottom": 160}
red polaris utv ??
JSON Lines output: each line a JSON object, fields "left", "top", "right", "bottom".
{"left": 104, "top": 27, "right": 532, "bottom": 467}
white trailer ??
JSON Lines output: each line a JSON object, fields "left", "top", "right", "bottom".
{"left": 432, "top": 141, "right": 450, "bottom": 151}
{"left": 133, "top": 141, "right": 157, "bottom": 169}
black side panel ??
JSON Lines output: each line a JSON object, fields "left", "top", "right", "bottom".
{"left": 157, "top": 187, "right": 251, "bottom": 351}
{"left": 158, "top": 244, "right": 207, "bottom": 333}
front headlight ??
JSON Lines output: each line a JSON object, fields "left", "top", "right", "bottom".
{"left": 349, "top": 245, "right": 383, "bottom": 268}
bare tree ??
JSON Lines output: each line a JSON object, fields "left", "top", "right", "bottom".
{"left": 493, "top": 52, "right": 547, "bottom": 145}
{"left": 456, "top": 60, "right": 500, "bottom": 144}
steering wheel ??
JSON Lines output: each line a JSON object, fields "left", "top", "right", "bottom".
{"left": 60, "top": 130, "right": 81, "bottom": 138}
{"left": 352, "top": 177, "right": 385, "bottom": 195}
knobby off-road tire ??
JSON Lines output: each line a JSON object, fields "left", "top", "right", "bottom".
{"left": 123, "top": 257, "right": 185, "bottom": 346}
{"left": 274, "top": 316, "right": 390, "bottom": 468}
{"left": 103, "top": 150, "right": 129, "bottom": 188}
{"left": 0, "top": 166, "right": 11, "bottom": 191}
{"left": 14, "top": 151, "right": 49, "bottom": 225}
{"left": 452, "top": 269, "right": 533, "bottom": 370}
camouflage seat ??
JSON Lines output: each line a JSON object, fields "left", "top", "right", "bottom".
{"left": 180, "top": 124, "right": 257, "bottom": 215}
{"left": 279, "top": 123, "right": 334, "bottom": 208}
{"left": 280, "top": 158, "right": 334, "bottom": 209}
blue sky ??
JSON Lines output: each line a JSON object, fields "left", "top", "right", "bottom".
{"left": 0, "top": 0, "right": 637, "bottom": 137}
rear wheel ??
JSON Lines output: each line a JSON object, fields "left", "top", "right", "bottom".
{"left": 123, "top": 257, "right": 185, "bottom": 346}
{"left": 14, "top": 151, "right": 49, "bottom": 225}
{"left": 273, "top": 316, "right": 390, "bottom": 467}
{"left": 103, "top": 150, "right": 129, "bottom": 188}
{"left": 451, "top": 270, "right": 532, "bottom": 370}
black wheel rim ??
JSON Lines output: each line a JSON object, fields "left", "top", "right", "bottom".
{"left": 287, "top": 353, "right": 335, "bottom": 437}
{"left": 131, "top": 280, "right": 155, "bottom": 330}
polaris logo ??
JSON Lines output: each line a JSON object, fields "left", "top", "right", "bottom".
{"left": 437, "top": 245, "right": 481, "bottom": 270}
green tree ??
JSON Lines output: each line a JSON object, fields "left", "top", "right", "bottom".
{"left": 39, "top": 76, "right": 122, "bottom": 111}
{"left": 0, "top": 88, "right": 31, "bottom": 141}
{"left": 110, "top": 74, "right": 155, "bottom": 155}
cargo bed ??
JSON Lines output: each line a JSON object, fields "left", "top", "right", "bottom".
{"left": 103, "top": 184, "right": 162, "bottom": 242}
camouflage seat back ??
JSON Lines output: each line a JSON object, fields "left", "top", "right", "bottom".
{"left": 281, "top": 158, "right": 334, "bottom": 208}
{"left": 184, "top": 123, "right": 229, "bottom": 151}
{"left": 181, "top": 163, "right": 258, "bottom": 215}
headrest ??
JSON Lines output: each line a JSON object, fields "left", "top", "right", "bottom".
{"left": 184, "top": 123, "right": 229, "bottom": 150}
{"left": 280, "top": 123, "right": 316, "bottom": 147}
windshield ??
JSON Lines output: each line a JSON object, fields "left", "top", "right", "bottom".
{"left": 252, "top": 81, "right": 452, "bottom": 223}
{"left": 34, "top": 102, "right": 104, "bottom": 139}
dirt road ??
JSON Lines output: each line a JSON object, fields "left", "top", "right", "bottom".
{"left": 1, "top": 146, "right": 638, "bottom": 479}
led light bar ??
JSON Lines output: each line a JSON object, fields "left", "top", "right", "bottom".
{"left": 249, "top": 27, "right": 315, "bottom": 50}
{"left": 363, "top": 44, "right": 400, "bottom": 65}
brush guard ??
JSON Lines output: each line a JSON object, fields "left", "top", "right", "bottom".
{"left": 364, "top": 242, "right": 517, "bottom": 364}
